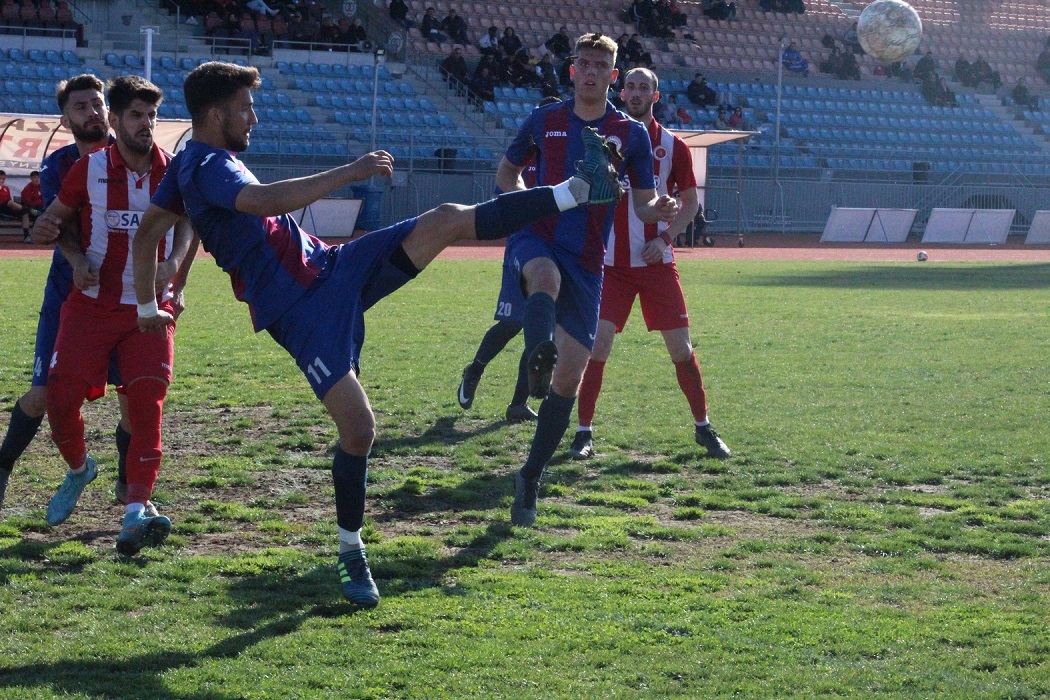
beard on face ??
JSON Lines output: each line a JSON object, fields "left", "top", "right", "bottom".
{"left": 69, "top": 118, "right": 108, "bottom": 144}
{"left": 625, "top": 98, "right": 651, "bottom": 120}
{"left": 221, "top": 115, "right": 249, "bottom": 153}
{"left": 117, "top": 120, "right": 154, "bottom": 156}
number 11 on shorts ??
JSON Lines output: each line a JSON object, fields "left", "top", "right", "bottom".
{"left": 307, "top": 357, "right": 332, "bottom": 385}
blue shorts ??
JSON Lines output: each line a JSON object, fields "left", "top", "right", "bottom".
{"left": 33, "top": 252, "right": 124, "bottom": 388}
{"left": 506, "top": 233, "right": 602, "bottom": 351}
{"left": 493, "top": 233, "right": 525, "bottom": 327}
{"left": 266, "top": 217, "right": 418, "bottom": 401}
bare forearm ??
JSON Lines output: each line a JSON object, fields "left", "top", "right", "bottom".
{"left": 175, "top": 233, "right": 200, "bottom": 292}
{"left": 665, "top": 190, "right": 700, "bottom": 238}
{"left": 495, "top": 158, "right": 526, "bottom": 193}
{"left": 56, "top": 224, "right": 85, "bottom": 268}
{"left": 133, "top": 205, "right": 179, "bottom": 303}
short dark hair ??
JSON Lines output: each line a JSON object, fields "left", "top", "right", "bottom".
{"left": 184, "top": 61, "right": 261, "bottom": 121}
{"left": 0, "top": 170, "right": 6, "bottom": 177}
{"left": 30, "top": 170, "right": 40, "bottom": 176}
{"left": 107, "top": 75, "right": 163, "bottom": 115}
{"left": 55, "top": 73, "right": 105, "bottom": 113}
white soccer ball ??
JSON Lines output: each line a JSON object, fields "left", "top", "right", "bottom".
{"left": 917, "top": 250, "right": 928, "bottom": 261}
{"left": 857, "top": 0, "right": 923, "bottom": 63}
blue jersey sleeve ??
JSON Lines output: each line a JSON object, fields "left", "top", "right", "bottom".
{"left": 39, "top": 154, "right": 61, "bottom": 206}
{"left": 152, "top": 156, "right": 186, "bottom": 216}
{"left": 193, "top": 149, "right": 254, "bottom": 212}
{"left": 504, "top": 110, "right": 539, "bottom": 168}
{"left": 624, "top": 121, "right": 657, "bottom": 190}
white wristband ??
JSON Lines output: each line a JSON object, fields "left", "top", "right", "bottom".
{"left": 137, "top": 300, "right": 159, "bottom": 318}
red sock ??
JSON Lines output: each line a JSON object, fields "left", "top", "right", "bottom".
{"left": 577, "top": 359, "right": 606, "bottom": 428}
{"left": 46, "top": 373, "right": 89, "bottom": 469}
{"left": 674, "top": 353, "right": 708, "bottom": 423}
{"left": 125, "top": 379, "right": 168, "bottom": 504}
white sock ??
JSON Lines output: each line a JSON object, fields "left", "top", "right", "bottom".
{"left": 339, "top": 527, "right": 363, "bottom": 554}
{"left": 552, "top": 180, "right": 580, "bottom": 211}
{"left": 695, "top": 419, "right": 710, "bottom": 427}
{"left": 577, "top": 426, "right": 591, "bottom": 433}
{"left": 125, "top": 502, "right": 146, "bottom": 517}
{"left": 70, "top": 461, "right": 86, "bottom": 475}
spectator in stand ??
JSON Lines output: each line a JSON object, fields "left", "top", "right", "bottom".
{"left": 970, "top": 55, "right": 1001, "bottom": 90}
{"left": 388, "top": 0, "right": 414, "bottom": 30}
{"left": 713, "top": 106, "right": 731, "bottom": 129}
{"left": 475, "top": 52, "right": 503, "bottom": 84}
{"left": 440, "top": 45, "right": 469, "bottom": 85}
{"left": 545, "top": 26, "right": 572, "bottom": 60}
{"left": 535, "top": 52, "right": 557, "bottom": 86}
{"left": 686, "top": 73, "right": 717, "bottom": 107}
{"left": 668, "top": 0, "right": 687, "bottom": 28}
{"left": 317, "top": 15, "right": 339, "bottom": 43}
{"left": 38, "top": 0, "right": 56, "bottom": 26}
{"left": 442, "top": 8, "right": 469, "bottom": 45}
{"left": 702, "top": 0, "right": 736, "bottom": 21}
{"left": 0, "top": 170, "right": 24, "bottom": 221}
{"left": 255, "top": 12, "right": 273, "bottom": 47}
{"left": 287, "top": 11, "right": 309, "bottom": 41}
{"left": 55, "top": 1, "right": 84, "bottom": 45}
{"left": 204, "top": 9, "right": 224, "bottom": 36}
{"left": 498, "top": 26, "right": 522, "bottom": 60}
{"left": 298, "top": 9, "right": 320, "bottom": 41}
{"left": 468, "top": 64, "right": 496, "bottom": 105}
{"left": 479, "top": 25, "right": 500, "bottom": 56}
{"left": 20, "top": 170, "right": 43, "bottom": 243}
{"left": 781, "top": 0, "right": 805, "bottom": 13}
{"left": 1037, "top": 46, "right": 1050, "bottom": 84}
{"left": 914, "top": 49, "right": 936, "bottom": 83}
{"left": 420, "top": 7, "right": 446, "bottom": 43}
{"left": 625, "top": 34, "right": 651, "bottom": 66}
{"left": 954, "top": 56, "right": 974, "bottom": 86}
{"left": 665, "top": 93, "right": 691, "bottom": 127}
{"left": 270, "top": 11, "right": 288, "bottom": 40}
{"left": 842, "top": 21, "right": 861, "bottom": 53}
{"left": 235, "top": 11, "right": 260, "bottom": 50}
{"left": 1012, "top": 77, "right": 1039, "bottom": 110}
{"left": 781, "top": 42, "right": 809, "bottom": 76}
{"left": 508, "top": 46, "right": 537, "bottom": 88}
{"left": 557, "top": 54, "right": 572, "bottom": 88}
{"left": 18, "top": 0, "right": 38, "bottom": 26}
{"left": 246, "top": 0, "right": 277, "bottom": 16}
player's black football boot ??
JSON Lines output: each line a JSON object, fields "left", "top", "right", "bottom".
{"left": 577, "top": 126, "right": 625, "bottom": 205}
{"left": 510, "top": 471, "right": 541, "bottom": 527}
{"left": 695, "top": 424, "right": 732, "bottom": 459}
{"left": 505, "top": 403, "right": 538, "bottom": 423}
{"left": 568, "top": 430, "right": 593, "bottom": 460}
{"left": 458, "top": 362, "right": 483, "bottom": 409}
{"left": 526, "top": 339, "right": 558, "bottom": 399}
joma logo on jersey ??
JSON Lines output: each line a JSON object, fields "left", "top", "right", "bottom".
{"left": 545, "top": 130, "right": 567, "bottom": 138}
{"left": 105, "top": 209, "right": 144, "bottom": 230}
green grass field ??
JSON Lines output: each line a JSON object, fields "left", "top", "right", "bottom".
{"left": 0, "top": 256, "right": 1047, "bottom": 699}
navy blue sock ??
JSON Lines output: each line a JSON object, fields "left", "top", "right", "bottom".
{"left": 510, "top": 348, "right": 530, "bottom": 407}
{"left": 473, "top": 188, "right": 561, "bottom": 240}
{"left": 522, "top": 292, "right": 556, "bottom": 359}
{"left": 520, "top": 391, "right": 575, "bottom": 481}
{"left": 115, "top": 424, "right": 131, "bottom": 486}
{"left": 0, "top": 402, "right": 44, "bottom": 473}
{"left": 475, "top": 320, "right": 522, "bottom": 365}
{"left": 332, "top": 448, "right": 369, "bottom": 531}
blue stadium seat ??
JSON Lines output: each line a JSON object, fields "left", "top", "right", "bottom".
{"left": 124, "top": 54, "right": 143, "bottom": 69}
{"left": 303, "top": 62, "right": 320, "bottom": 76}
{"left": 276, "top": 93, "right": 293, "bottom": 108}
{"left": 295, "top": 108, "right": 312, "bottom": 124}
{"left": 318, "top": 63, "right": 334, "bottom": 76}
{"left": 8, "top": 48, "right": 27, "bottom": 62}
{"left": 397, "top": 82, "right": 415, "bottom": 96}
{"left": 314, "top": 94, "right": 331, "bottom": 108}
{"left": 104, "top": 53, "right": 122, "bottom": 68}
{"left": 330, "top": 64, "right": 348, "bottom": 77}
{"left": 61, "top": 50, "right": 81, "bottom": 65}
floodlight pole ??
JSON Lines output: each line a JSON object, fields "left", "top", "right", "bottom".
{"left": 141, "top": 26, "right": 158, "bottom": 81}
{"left": 370, "top": 47, "right": 385, "bottom": 153}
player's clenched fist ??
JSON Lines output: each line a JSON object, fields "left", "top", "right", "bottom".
{"left": 138, "top": 309, "right": 175, "bottom": 334}
{"left": 653, "top": 194, "right": 679, "bottom": 223}
{"left": 30, "top": 212, "right": 63, "bottom": 245}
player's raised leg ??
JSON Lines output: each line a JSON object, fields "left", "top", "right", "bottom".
{"left": 44, "top": 374, "right": 98, "bottom": 526}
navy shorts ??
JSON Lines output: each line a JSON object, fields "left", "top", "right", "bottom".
{"left": 493, "top": 233, "right": 526, "bottom": 327}
{"left": 506, "top": 233, "right": 602, "bottom": 351}
{"left": 266, "top": 217, "right": 418, "bottom": 401}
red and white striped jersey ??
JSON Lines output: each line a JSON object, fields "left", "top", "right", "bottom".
{"left": 605, "top": 118, "right": 697, "bottom": 268}
{"left": 58, "top": 143, "right": 174, "bottom": 306}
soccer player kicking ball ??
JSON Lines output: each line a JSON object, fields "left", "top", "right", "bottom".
{"left": 568, "top": 67, "right": 731, "bottom": 462}
{"left": 496, "top": 33, "right": 680, "bottom": 527}
{"left": 37, "top": 76, "right": 194, "bottom": 554}
{"left": 130, "top": 62, "right": 622, "bottom": 608}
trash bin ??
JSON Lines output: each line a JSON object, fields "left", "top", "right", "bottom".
{"left": 351, "top": 183, "right": 384, "bottom": 231}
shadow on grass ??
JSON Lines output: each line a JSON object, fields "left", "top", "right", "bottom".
{"left": 746, "top": 263, "right": 1050, "bottom": 290}
{"left": 0, "top": 564, "right": 366, "bottom": 700}
{"left": 373, "top": 414, "right": 510, "bottom": 455}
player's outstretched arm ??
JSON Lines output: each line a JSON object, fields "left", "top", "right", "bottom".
{"left": 133, "top": 203, "right": 181, "bottom": 333}
{"left": 235, "top": 151, "right": 393, "bottom": 217}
